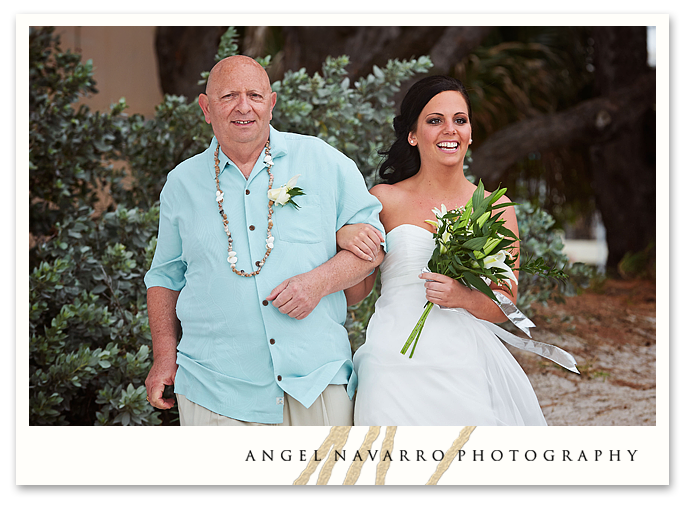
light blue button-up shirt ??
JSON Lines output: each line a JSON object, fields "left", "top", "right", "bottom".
{"left": 144, "top": 126, "right": 383, "bottom": 423}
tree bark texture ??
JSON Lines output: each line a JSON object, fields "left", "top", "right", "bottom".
{"left": 279, "top": 26, "right": 493, "bottom": 78}
{"left": 470, "top": 72, "right": 655, "bottom": 182}
{"left": 588, "top": 26, "right": 655, "bottom": 270}
{"left": 470, "top": 27, "right": 655, "bottom": 269}
{"left": 155, "top": 26, "right": 228, "bottom": 100}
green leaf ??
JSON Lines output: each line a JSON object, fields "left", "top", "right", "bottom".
{"left": 491, "top": 202, "right": 516, "bottom": 210}
{"left": 462, "top": 237, "right": 488, "bottom": 250}
{"left": 488, "top": 186, "right": 507, "bottom": 205}
{"left": 472, "top": 179, "right": 485, "bottom": 213}
{"left": 497, "top": 225, "right": 519, "bottom": 240}
{"left": 462, "top": 272, "right": 498, "bottom": 302}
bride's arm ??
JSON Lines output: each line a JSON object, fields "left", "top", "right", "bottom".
{"left": 337, "top": 223, "right": 384, "bottom": 262}
{"left": 345, "top": 267, "right": 380, "bottom": 306}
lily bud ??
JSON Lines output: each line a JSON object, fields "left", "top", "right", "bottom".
{"left": 483, "top": 237, "right": 502, "bottom": 255}
{"left": 477, "top": 211, "right": 491, "bottom": 228}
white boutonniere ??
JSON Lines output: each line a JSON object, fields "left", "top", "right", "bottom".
{"left": 268, "top": 174, "right": 305, "bottom": 209}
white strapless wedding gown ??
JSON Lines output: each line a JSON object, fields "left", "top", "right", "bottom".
{"left": 353, "top": 224, "right": 547, "bottom": 426}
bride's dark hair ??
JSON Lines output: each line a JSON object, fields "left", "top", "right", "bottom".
{"left": 378, "top": 75, "right": 472, "bottom": 184}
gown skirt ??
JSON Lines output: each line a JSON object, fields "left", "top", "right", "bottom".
{"left": 353, "top": 224, "right": 547, "bottom": 426}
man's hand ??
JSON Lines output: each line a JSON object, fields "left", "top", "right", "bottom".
{"left": 266, "top": 271, "right": 326, "bottom": 320}
{"left": 145, "top": 356, "right": 178, "bottom": 410}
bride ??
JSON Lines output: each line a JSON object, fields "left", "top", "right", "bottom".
{"left": 338, "top": 75, "right": 547, "bottom": 426}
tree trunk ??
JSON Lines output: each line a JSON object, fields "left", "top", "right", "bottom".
{"left": 588, "top": 26, "right": 655, "bottom": 271}
{"left": 155, "top": 26, "right": 228, "bottom": 100}
{"left": 470, "top": 73, "right": 655, "bottom": 181}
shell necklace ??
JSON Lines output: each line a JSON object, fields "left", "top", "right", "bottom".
{"left": 214, "top": 140, "right": 275, "bottom": 277}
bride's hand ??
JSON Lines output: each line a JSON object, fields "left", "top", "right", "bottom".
{"left": 419, "top": 272, "right": 470, "bottom": 307}
{"left": 336, "top": 224, "right": 384, "bottom": 262}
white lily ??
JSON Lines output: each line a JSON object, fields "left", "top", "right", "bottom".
{"left": 432, "top": 204, "right": 447, "bottom": 220}
{"left": 268, "top": 186, "right": 290, "bottom": 205}
{"left": 268, "top": 174, "right": 301, "bottom": 206}
{"left": 267, "top": 174, "right": 300, "bottom": 206}
{"left": 285, "top": 174, "right": 300, "bottom": 189}
{"left": 426, "top": 204, "right": 448, "bottom": 230}
{"left": 482, "top": 249, "right": 518, "bottom": 288}
{"left": 439, "top": 229, "right": 452, "bottom": 253}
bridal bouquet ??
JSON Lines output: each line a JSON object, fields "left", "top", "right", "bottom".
{"left": 401, "top": 181, "right": 567, "bottom": 358}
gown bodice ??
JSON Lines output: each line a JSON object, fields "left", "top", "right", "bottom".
{"left": 379, "top": 224, "right": 435, "bottom": 292}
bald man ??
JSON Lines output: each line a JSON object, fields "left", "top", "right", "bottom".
{"left": 144, "top": 56, "right": 384, "bottom": 426}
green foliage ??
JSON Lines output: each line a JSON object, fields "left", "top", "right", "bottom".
{"left": 515, "top": 202, "right": 594, "bottom": 315}
{"left": 114, "top": 96, "right": 211, "bottom": 209}
{"left": 29, "top": 27, "right": 128, "bottom": 239}
{"left": 29, "top": 205, "right": 163, "bottom": 425}
{"left": 617, "top": 241, "right": 655, "bottom": 280}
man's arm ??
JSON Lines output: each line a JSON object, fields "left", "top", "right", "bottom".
{"left": 266, "top": 246, "right": 384, "bottom": 320}
{"left": 145, "top": 286, "right": 181, "bottom": 409}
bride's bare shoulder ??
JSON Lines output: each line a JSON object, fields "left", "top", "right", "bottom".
{"left": 369, "top": 183, "right": 416, "bottom": 231}
{"left": 370, "top": 182, "right": 410, "bottom": 203}
{"left": 370, "top": 183, "right": 402, "bottom": 208}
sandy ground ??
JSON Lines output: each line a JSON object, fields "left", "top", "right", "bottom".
{"left": 509, "top": 278, "right": 657, "bottom": 426}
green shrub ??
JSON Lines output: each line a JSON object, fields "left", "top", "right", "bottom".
{"left": 515, "top": 202, "right": 595, "bottom": 315}
{"left": 29, "top": 205, "right": 162, "bottom": 425}
{"left": 29, "top": 27, "right": 128, "bottom": 240}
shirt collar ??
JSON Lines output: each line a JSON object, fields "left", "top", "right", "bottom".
{"left": 207, "top": 125, "right": 288, "bottom": 180}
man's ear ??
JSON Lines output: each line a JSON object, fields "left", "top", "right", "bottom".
{"left": 198, "top": 94, "right": 211, "bottom": 124}
{"left": 269, "top": 91, "right": 277, "bottom": 121}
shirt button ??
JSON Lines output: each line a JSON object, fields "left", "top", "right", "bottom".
{"left": 269, "top": 338, "right": 275, "bottom": 345}
{"left": 246, "top": 189, "right": 250, "bottom": 195}
{"left": 277, "top": 375, "right": 282, "bottom": 381}
{"left": 249, "top": 225, "right": 255, "bottom": 231}
{"left": 262, "top": 300, "right": 269, "bottom": 306}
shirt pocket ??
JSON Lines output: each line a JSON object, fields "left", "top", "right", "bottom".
{"left": 273, "top": 195, "right": 323, "bottom": 244}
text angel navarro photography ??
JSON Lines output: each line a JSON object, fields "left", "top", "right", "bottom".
{"left": 245, "top": 448, "right": 639, "bottom": 463}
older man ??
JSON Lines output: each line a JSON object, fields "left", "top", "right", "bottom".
{"left": 143, "top": 55, "right": 384, "bottom": 426}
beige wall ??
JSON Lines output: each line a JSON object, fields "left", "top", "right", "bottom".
{"left": 54, "top": 26, "right": 164, "bottom": 117}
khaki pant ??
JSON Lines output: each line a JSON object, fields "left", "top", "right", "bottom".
{"left": 176, "top": 385, "right": 353, "bottom": 426}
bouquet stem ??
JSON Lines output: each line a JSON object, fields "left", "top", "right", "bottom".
{"left": 400, "top": 301, "right": 434, "bottom": 358}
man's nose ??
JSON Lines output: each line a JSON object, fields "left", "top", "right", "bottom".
{"left": 235, "top": 94, "right": 251, "bottom": 114}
